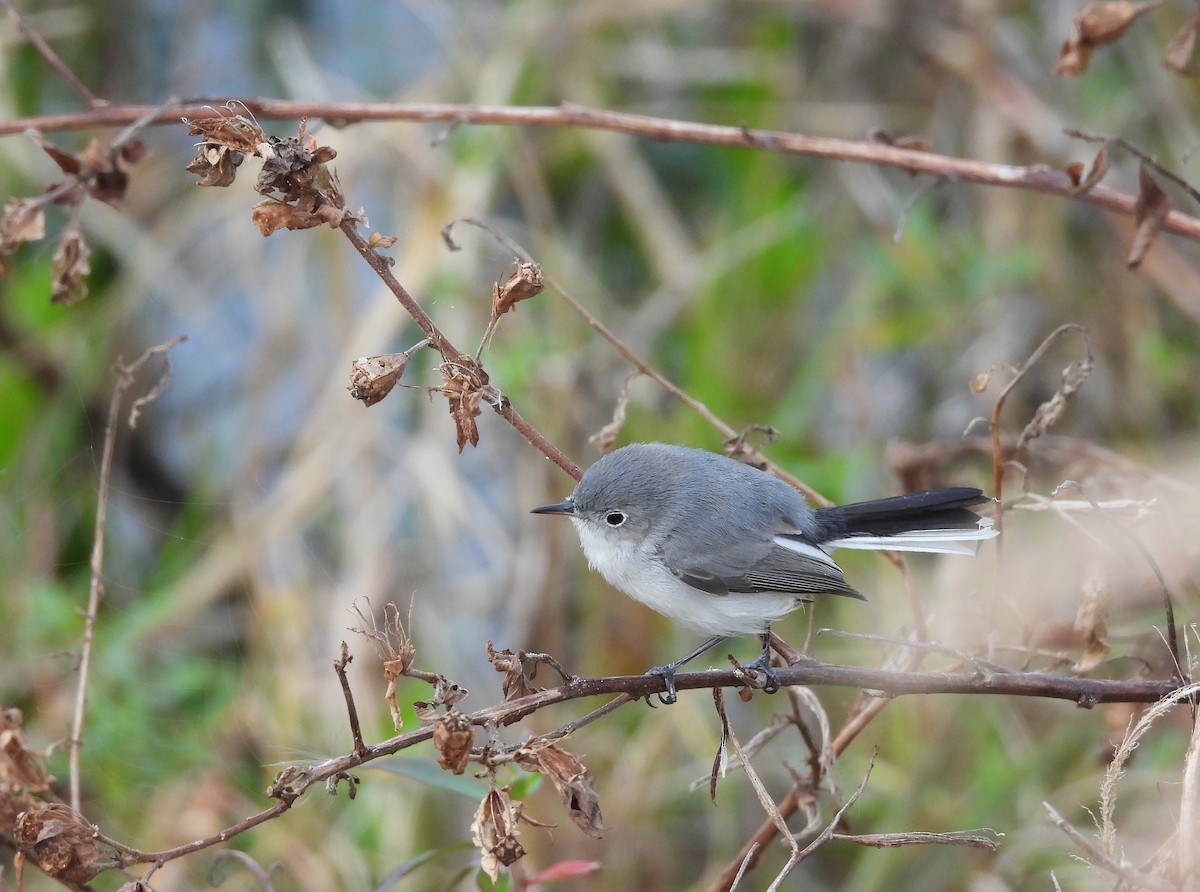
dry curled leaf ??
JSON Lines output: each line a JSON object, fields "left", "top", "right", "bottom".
{"left": 516, "top": 741, "right": 605, "bottom": 838}
{"left": 432, "top": 709, "right": 474, "bottom": 775}
{"left": 440, "top": 361, "right": 490, "bottom": 451}
{"left": 1016, "top": 356, "right": 1092, "bottom": 449}
{"left": 1, "top": 708, "right": 52, "bottom": 793}
{"left": 184, "top": 112, "right": 268, "bottom": 157}
{"left": 1128, "top": 165, "right": 1171, "bottom": 269}
{"left": 50, "top": 224, "right": 91, "bottom": 305}
{"left": 1165, "top": 6, "right": 1200, "bottom": 74}
{"left": 487, "top": 643, "right": 541, "bottom": 701}
{"left": 348, "top": 353, "right": 412, "bottom": 406}
{"left": 186, "top": 143, "right": 244, "bottom": 187}
{"left": 491, "top": 259, "right": 543, "bottom": 321}
{"left": 1069, "top": 145, "right": 1110, "bottom": 194}
{"left": 0, "top": 199, "right": 46, "bottom": 273}
{"left": 27, "top": 132, "right": 130, "bottom": 205}
{"left": 251, "top": 197, "right": 346, "bottom": 236}
{"left": 367, "top": 231, "right": 398, "bottom": 251}
{"left": 1056, "top": 1, "right": 1162, "bottom": 76}
{"left": 471, "top": 786, "right": 532, "bottom": 881}
{"left": 14, "top": 803, "right": 121, "bottom": 885}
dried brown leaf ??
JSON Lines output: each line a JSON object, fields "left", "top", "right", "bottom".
{"left": 0, "top": 708, "right": 52, "bottom": 792}
{"left": 1128, "top": 165, "right": 1172, "bottom": 269}
{"left": 348, "top": 353, "right": 411, "bottom": 406}
{"left": 367, "top": 231, "right": 398, "bottom": 250}
{"left": 14, "top": 803, "right": 120, "bottom": 884}
{"left": 1, "top": 199, "right": 46, "bottom": 248}
{"left": 50, "top": 225, "right": 91, "bottom": 305}
{"left": 487, "top": 643, "right": 541, "bottom": 701}
{"left": 251, "top": 198, "right": 341, "bottom": 236}
{"left": 472, "top": 786, "right": 528, "bottom": 881}
{"left": 1072, "top": 145, "right": 1110, "bottom": 194}
{"left": 1057, "top": 1, "right": 1162, "bottom": 76}
{"left": 432, "top": 709, "right": 474, "bottom": 774}
{"left": 119, "top": 139, "right": 150, "bottom": 165}
{"left": 516, "top": 741, "right": 605, "bottom": 838}
{"left": 491, "top": 259, "right": 543, "bottom": 321}
{"left": 184, "top": 113, "right": 267, "bottom": 157}
{"left": 27, "top": 130, "right": 82, "bottom": 176}
{"left": 186, "top": 143, "right": 243, "bottom": 187}
{"left": 1164, "top": 7, "right": 1200, "bottom": 74}
{"left": 1016, "top": 356, "right": 1092, "bottom": 449}
{"left": 440, "top": 361, "right": 489, "bottom": 451}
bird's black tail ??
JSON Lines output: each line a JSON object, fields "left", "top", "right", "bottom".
{"left": 813, "top": 487, "right": 995, "bottom": 554}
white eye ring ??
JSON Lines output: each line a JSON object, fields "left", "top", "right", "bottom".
{"left": 604, "top": 511, "right": 626, "bottom": 527}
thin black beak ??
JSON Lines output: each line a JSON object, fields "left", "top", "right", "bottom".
{"left": 531, "top": 498, "right": 575, "bottom": 516}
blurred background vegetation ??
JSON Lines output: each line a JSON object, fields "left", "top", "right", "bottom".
{"left": 2, "top": 1, "right": 1200, "bottom": 889}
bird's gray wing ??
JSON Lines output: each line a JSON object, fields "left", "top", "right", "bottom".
{"left": 668, "top": 535, "right": 864, "bottom": 600}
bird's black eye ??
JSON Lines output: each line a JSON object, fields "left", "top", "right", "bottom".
{"left": 604, "top": 511, "right": 626, "bottom": 527}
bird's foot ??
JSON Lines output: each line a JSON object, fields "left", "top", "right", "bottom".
{"left": 738, "top": 651, "right": 781, "bottom": 695}
{"left": 644, "top": 663, "right": 681, "bottom": 706}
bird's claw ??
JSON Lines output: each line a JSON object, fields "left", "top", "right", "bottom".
{"left": 645, "top": 663, "right": 679, "bottom": 706}
{"left": 740, "top": 654, "right": 781, "bottom": 695}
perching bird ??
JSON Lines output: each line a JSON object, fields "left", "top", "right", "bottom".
{"left": 533, "top": 443, "right": 996, "bottom": 703}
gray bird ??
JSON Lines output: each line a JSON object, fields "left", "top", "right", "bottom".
{"left": 533, "top": 443, "right": 996, "bottom": 703}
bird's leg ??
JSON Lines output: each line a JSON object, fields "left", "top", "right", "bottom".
{"left": 739, "top": 633, "right": 781, "bottom": 694}
{"left": 645, "top": 635, "right": 726, "bottom": 705}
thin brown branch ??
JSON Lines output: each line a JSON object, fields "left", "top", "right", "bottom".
{"left": 1044, "top": 802, "right": 1177, "bottom": 892}
{"left": 988, "top": 323, "right": 1091, "bottom": 535}
{"left": 334, "top": 642, "right": 367, "bottom": 757}
{"left": 0, "top": 0, "right": 105, "bottom": 108}
{"left": 337, "top": 219, "right": 581, "bottom": 480}
{"left": 4, "top": 100, "right": 1200, "bottom": 242}
{"left": 766, "top": 752, "right": 876, "bottom": 891}
{"left": 96, "top": 657, "right": 1181, "bottom": 873}
{"left": 71, "top": 335, "right": 186, "bottom": 812}
{"left": 440, "top": 216, "right": 828, "bottom": 503}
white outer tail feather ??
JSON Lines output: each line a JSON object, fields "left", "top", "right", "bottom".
{"left": 826, "top": 520, "right": 998, "bottom": 555}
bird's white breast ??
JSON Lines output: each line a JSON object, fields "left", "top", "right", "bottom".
{"left": 570, "top": 518, "right": 801, "bottom": 637}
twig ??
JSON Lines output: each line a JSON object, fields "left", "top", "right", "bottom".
{"left": 831, "top": 829, "right": 1001, "bottom": 850}
{"left": 892, "top": 175, "right": 950, "bottom": 243}
{"left": 766, "top": 752, "right": 875, "bottom": 892}
{"left": 988, "top": 323, "right": 1091, "bottom": 535}
{"left": 71, "top": 335, "right": 186, "bottom": 812}
{"left": 0, "top": 0, "right": 106, "bottom": 108}
{"left": 1054, "top": 480, "right": 1186, "bottom": 686}
{"left": 334, "top": 642, "right": 367, "bottom": 757}
{"left": 719, "top": 688, "right": 801, "bottom": 866}
{"left": 1065, "top": 128, "right": 1200, "bottom": 206}
{"left": 1044, "top": 802, "right": 1177, "bottom": 892}
{"left": 337, "top": 220, "right": 581, "bottom": 480}
{"left": 440, "top": 216, "right": 828, "bottom": 503}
